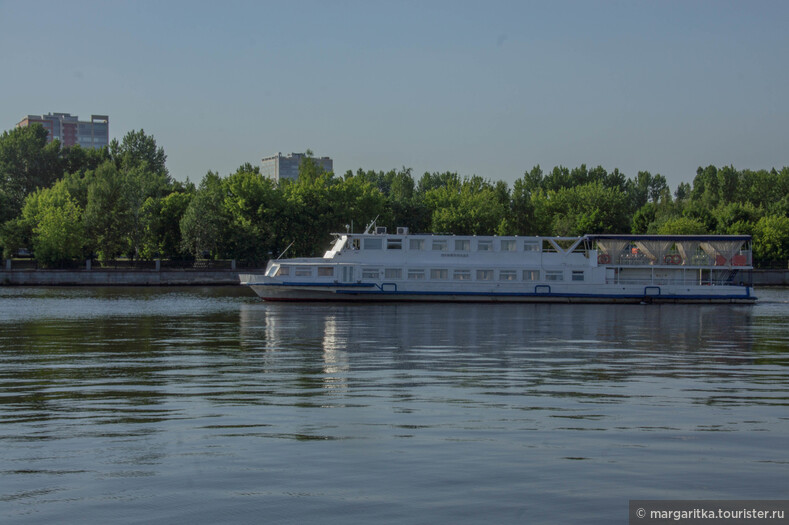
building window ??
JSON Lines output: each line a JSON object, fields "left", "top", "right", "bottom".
{"left": 524, "top": 270, "right": 540, "bottom": 281}
{"left": 476, "top": 269, "right": 494, "bottom": 281}
{"left": 572, "top": 270, "right": 585, "bottom": 281}
{"left": 408, "top": 269, "right": 426, "bottom": 280}
{"left": 430, "top": 269, "right": 448, "bottom": 280}
{"left": 499, "top": 270, "right": 517, "bottom": 281}
{"left": 409, "top": 239, "right": 425, "bottom": 250}
{"left": 545, "top": 271, "right": 564, "bottom": 281}
{"left": 501, "top": 239, "right": 516, "bottom": 252}
{"left": 384, "top": 268, "right": 402, "bottom": 279}
{"left": 455, "top": 239, "right": 470, "bottom": 251}
{"left": 453, "top": 270, "right": 471, "bottom": 280}
{"left": 317, "top": 267, "right": 334, "bottom": 277}
{"left": 387, "top": 238, "right": 402, "bottom": 250}
{"left": 432, "top": 240, "right": 447, "bottom": 251}
{"left": 477, "top": 240, "right": 493, "bottom": 251}
{"left": 364, "top": 238, "right": 383, "bottom": 250}
{"left": 524, "top": 241, "right": 540, "bottom": 252}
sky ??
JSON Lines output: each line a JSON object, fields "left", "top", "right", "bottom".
{"left": 1, "top": 0, "right": 788, "bottom": 190}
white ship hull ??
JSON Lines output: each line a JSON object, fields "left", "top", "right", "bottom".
{"left": 241, "top": 232, "right": 756, "bottom": 304}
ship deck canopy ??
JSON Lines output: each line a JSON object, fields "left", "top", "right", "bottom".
{"left": 586, "top": 234, "right": 752, "bottom": 267}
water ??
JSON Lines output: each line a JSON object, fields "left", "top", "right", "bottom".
{"left": 1, "top": 286, "right": 788, "bottom": 524}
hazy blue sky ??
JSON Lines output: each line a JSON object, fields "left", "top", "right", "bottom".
{"left": 2, "top": 0, "right": 787, "bottom": 189}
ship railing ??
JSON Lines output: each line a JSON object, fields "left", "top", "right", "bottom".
{"left": 608, "top": 275, "right": 751, "bottom": 287}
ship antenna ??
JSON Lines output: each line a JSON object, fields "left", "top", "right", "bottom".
{"left": 276, "top": 241, "right": 295, "bottom": 260}
{"left": 363, "top": 215, "right": 380, "bottom": 234}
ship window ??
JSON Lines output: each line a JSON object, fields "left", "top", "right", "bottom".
{"left": 500, "top": 239, "right": 516, "bottom": 252}
{"left": 295, "top": 267, "right": 313, "bottom": 277}
{"left": 364, "top": 238, "right": 383, "bottom": 250}
{"left": 387, "top": 238, "right": 402, "bottom": 250}
{"left": 524, "top": 241, "right": 540, "bottom": 252}
{"left": 350, "top": 238, "right": 360, "bottom": 250}
{"left": 453, "top": 270, "right": 471, "bottom": 280}
{"left": 409, "top": 238, "right": 425, "bottom": 250}
{"left": 476, "top": 269, "right": 494, "bottom": 281}
{"left": 430, "top": 269, "right": 448, "bottom": 280}
{"left": 455, "top": 239, "right": 470, "bottom": 251}
{"left": 477, "top": 240, "right": 493, "bottom": 251}
{"left": 362, "top": 268, "right": 380, "bottom": 279}
{"left": 275, "top": 266, "right": 290, "bottom": 276}
{"left": 545, "top": 271, "right": 564, "bottom": 281}
{"left": 317, "top": 266, "right": 334, "bottom": 277}
{"left": 499, "top": 270, "right": 517, "bottom": 281}
{"left": 524, "top": 270, "right": 540, "bottom": 281}
{"left": 432, "top": 240, "right": 447, "bottom": 251}
{"left": 572, "top": 270, "right": 585, "bottom": 281}
{"left": 385, "top": 268, "right": 402, "bottom": 279}
{"left": 408, "top": 269, "right": 425, "bottom": 280}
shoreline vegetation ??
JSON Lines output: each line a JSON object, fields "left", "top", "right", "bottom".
{"left": 1, "top": 125, "right": 788, "bottom": 270}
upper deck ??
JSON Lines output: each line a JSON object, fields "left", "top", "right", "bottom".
{"left": 320, "top": 230, "right": 753, "bottom": 270}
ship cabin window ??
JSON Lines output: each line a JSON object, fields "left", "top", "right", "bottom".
{"left": 295, "top": 267, "right": 313, "bottom": 277}
{"left": 409, "top": 239, "right": 425, "bottom": 250}
{"left": 453, "top": 269, "right": 471, "bottom": 280}
{"left": 385, "top": 268, "right": 402, "bottom": 279}
{"left": 500, "top": 239, "right": 516, "bottom": 252}
{"left": 477, "top": 240, "right": 493, "bottom": 251}
{"left": 275, "top": 266, "right": 290, "bottom": 277}
{"left": 524, "top": 241, "right": 540, "bottom": 252}
{"left": 317, "top": 266, "right": 334, "bottom": 277}
{"left": 350, "top": 238, "right": 360, "bottom": 250}
{"left": 524, "top": 270, "right": 540, "bottom": 281}
{"left": 408, "top": 269, "right": 426, "bottom": 280}
{"left": 545, "top": 270, "right": 564, "bottom": 281}
{"left": 477, "top": 269, "right": 494, "bottom": 280}
{"left": 455, "top": 239, "right": 470, "bottom": 251}
{"left": 364, "top": 238, "right": 383, "bottom": 250}
{"left": 387, "top": 238, "right": 402, "bottom": 250}
{"left": 572, "top": 270, "right": 585, "bottom": 281}
{"left": 432, "top": 240, "right": 448, "bottom": 251}
{"left": 430, "top": 269, "right": 449, "bottom": 280}
{"left": 362, "top": 268, "right": 380, "bottom": 279}
{"left": 499, "top": 270, "right": 517, "bottom": 281}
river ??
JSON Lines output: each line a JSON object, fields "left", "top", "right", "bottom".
{"left": 1, "top": 286, "right": 788, "bottom": 524}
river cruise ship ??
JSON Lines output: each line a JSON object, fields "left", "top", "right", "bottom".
{"left": 240, "top": 228, "right": 756, "bottom": 303}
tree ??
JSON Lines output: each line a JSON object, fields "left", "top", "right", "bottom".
{"left": 139, "top": 191, "right": 193, "bottom": 259}
{"left": 180, "top": 172, "right": 228, "bottom": 258}
{"left": 110, "top": 129, "right": 168, "bottom": 179}
{"left": 657, "top": 217, "right": 708, "bottom": 235}
{"left": 83, "top": 162, "right": 132, "bottom": 260}
{"left": 33, "top": 196, "right": 84, "bottom": 267}
{"left": 752, "top": 215, "right": 789, "bottom": 265}
{"left": 0, "top": 124, "right": 64, "bottom": 222}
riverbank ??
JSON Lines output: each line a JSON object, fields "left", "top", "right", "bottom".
{"left": 0, "top": 269, "right": 254, "bottom": 286}
{"left": 1, "top": 268, "right": 787, "bottom": 286}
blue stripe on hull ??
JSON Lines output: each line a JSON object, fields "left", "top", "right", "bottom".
{"left": 254, "top": 284, "right": 755, "bottom": 303}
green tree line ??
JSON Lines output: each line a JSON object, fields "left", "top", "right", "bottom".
{"left": 1, "top": 124, "right": 788, "bottom": 267}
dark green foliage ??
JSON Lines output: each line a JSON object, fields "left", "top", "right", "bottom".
{"left": 1, "top": 128, "right": 788, "bottom": 267}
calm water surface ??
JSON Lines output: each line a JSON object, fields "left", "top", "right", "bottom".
{"left": 1, "top": 286, "right": 788, "bottom": 524}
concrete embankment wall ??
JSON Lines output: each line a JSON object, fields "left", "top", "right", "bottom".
{"left": 0, "top": 269, "right": 254, "bottom": 286}
{"left": 752, "top": 269, "right": 789, "bottom": 286}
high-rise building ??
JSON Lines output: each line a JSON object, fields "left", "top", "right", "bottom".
{"left": 261, "top": 152, "right": 333, "bottom": 182}
{"left": 16, "top": 113, "right": 109, "bottom": 149}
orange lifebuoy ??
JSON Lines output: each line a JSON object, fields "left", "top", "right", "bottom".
{"left": 598, "top": 254, "right": 611, "bottom": 264}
